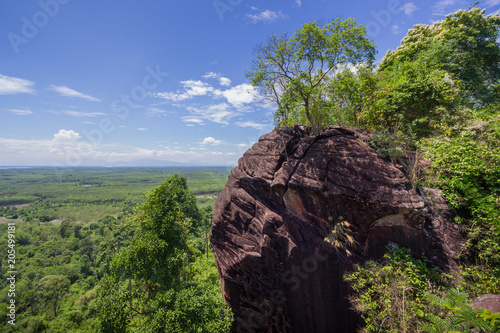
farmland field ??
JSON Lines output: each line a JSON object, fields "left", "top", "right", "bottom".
{"left": 0, "top": 167, "right": 231, "bottom": 223}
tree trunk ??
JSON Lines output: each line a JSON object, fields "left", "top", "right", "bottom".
{"left": 304, "top": 100, "right": 320, "bottom": 134}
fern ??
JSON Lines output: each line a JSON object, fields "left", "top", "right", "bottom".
{"left": 420, "top": 288, "right": 494, "bottom": 332}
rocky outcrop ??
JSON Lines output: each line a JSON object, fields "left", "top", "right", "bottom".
{"left": 470, "top": 294, "right": 500, "bottom": 314}
{"left": 211, "top": 125, "right": 465, "bottom": 332}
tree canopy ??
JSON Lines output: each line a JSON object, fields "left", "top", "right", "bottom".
{"left": 95, "top": 175, "right": 232, "bottom": 332}
{"left": 246, "top": 18, "right": 375, "bottom": 133}
{"left": 379, "top": 7, "right": 500, "bottom": 105}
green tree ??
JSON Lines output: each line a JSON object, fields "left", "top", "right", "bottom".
{"left": 59, "top": 220, "right": 73, "bottom": 238}
{"left": 95, "top": 175, "right": 232, "bottom": 332}
{"left": 246, "top": 18, "right": 375, "bottom": 134}
{"left": 368, "top": 59, "right": 460, "bottom": 137}
{"left": 110, "top": 175, "right": 200, "bottom": 289}
{"left": 379, "top": 7, "right": 500, "bottom": 105}
{"left": 328, "top": 64, "right": 377, "bottom": 127}
{"left": 35, "top": 275, "right": 70, "bottom": 317}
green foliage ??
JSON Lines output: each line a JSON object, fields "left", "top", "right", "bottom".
{"left": 421, "top": 106, "right": 500, "bottom": 270}
{"left": 95, "top": 175, "right": 232, "bottom": 332}
{"left": 461, "top": 265, "right": 500, "bottom": 296}
{"left": 0, "top": 168, "right": 231, "bottom": 332}
{"left": 246, "top": 18, "right": 375, "bottom": 133}
{"left": 369, "top": 131, "right": 408, "bottom": 161}
{"left": 369, "top": 59, "right": 461, "bottom": 137}
{"left": 380, "top": 7, "right": 500, "bottom": 105}
{"left": 327, "top": 64, "right": 377, "bottom": 127}
{"left": 148, "top": 282, "right": 233, "bottom": 333}
{"left": 36, "top": 275, "right": 71, "bottom": 317}
{"left": 420, "top": 288, "right": 495, "bottom": 333}
{"left": 344, "top": 247, "right": 443, "bottom": 332}
{"left": 111, "top": 175, "right": 199, "bottom": 288}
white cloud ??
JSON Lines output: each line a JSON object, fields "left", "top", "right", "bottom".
{"left": 186, "top": 103, "right": 236, "bottom": 125}
{"left": 216, "top": 84, "right": 259, "bottom": 107}
{"left": 48, "top": 85, "right": 101, "bottom": 102}
{"left": 391, "top": 25, "right": 403, "bottom": 34}
{"left": 182, "top": 116, "right": 205, "bottom": 125}
{"left": 137, "top": 128, "right": 148, "bottom": 131}
{"left": 153, "top": 91, "right": 189, "bottom": 102}
{"left": 202, "top": 72, "right": 219, "bottom": 79}
{"left": 0, "top": 75, "right": 35, "bottom": 95}
{"left": 144, "top": 107, "right": 168, "bottom": 117}
{"left": 152, "top": 75, "right": 261, "bottom": 110}
{"left": 6, "top": 109, "right": 33, "bottom": 116}
{"left": 432, "top": 0, "right": 466, "bottom": 16}
{"left": 296, "top": 0, "right": 302, "bottom": 7}
{"left": 246, "top": 9, "right": 286, "bottom": 24}
{"left": 52, "top": 110, "right": 106, "bottom": 117}
{"left": 202, "top": 72, "right": 232, "bottom": 86}
{"left": 201, "top": 137, "right": 224, "bottom": 145}
{"left": 151, "top": 76, "right": 263, "bottom": 127}
{"left": 401, "top": 2, "right": 419, "bottom": 16}
{"left": 219, "top": 77, "right": 232, "bottom": 87}
{"left": 181, "top": 80, "right": 214, "bottom": 96}
{"left": 52, "top": 129, "right": 81, "bottom": 142}
{"left": 153, "top": 80, "right": 214, "bottom": 102}
{"left": 235, "top": 121, "right": 269, "bottom": 130}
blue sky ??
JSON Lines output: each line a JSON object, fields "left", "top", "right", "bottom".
{"left": 1, "top": 0, "right": 499, "bottom": 167}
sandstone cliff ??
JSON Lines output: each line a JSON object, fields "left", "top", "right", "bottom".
{"left": 211, "top": 125, "right": 465, "bottom": 332}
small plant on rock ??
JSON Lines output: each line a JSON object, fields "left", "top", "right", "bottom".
{"left": 324, "top": 217, "right": 357, "bottom": 259}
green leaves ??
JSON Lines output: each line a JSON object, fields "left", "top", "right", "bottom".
{"left": 345, "top": 248, "right": 441, "bottom": 332}
{"left": 35, "top": 275, "right": 70, "bottom": 317}
{"left": 246, "top": 18, "right": 375, "bottom": 133}
{"left": 149, "top": 283, "right": 233, "bottom": 333}
{"left": 95, "top": 175, "right": 233, "bottom": 332}
{"left": 110, "top": 175, "right": 199, "bottom": 289}
{"left": 380, "top": 7, "right": 500, "bottom": 106}
{"left": 421, "top": 289, "right": 495, "bottom": 333}
{"left": 421, "top": 108, "right": 500, "bottom": 269}
{"left": 372, "top": 58, "right": 461, "bottom": 138}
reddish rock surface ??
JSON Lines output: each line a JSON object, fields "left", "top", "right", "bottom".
{"left": 211, "top": 125, "right": 465, "bottom": 332}
{"left": 470, "top": 294, "right": 500, "bottom": 314}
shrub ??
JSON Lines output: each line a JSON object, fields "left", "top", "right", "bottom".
{"left": 344, "top": 247, "right": 445, "bottom": 332}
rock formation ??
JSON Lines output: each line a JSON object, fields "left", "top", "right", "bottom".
{"left": 211, "top": 125, "right": 465, "bottom": 332}
{"left": 470, "top": 294, "right": 500, "bottom": 314}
